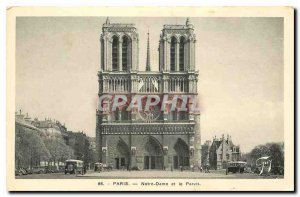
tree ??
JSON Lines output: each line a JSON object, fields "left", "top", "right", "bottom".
{"left": 44, "top": 136, "right": 74, "bottom": 166}
{"left": 67, "top": 132, "right": 96, "bottom": 165}
{"left": 248, "top": 142, "right": 284, "bottom": 167}
{"left": 267, "top": 143, "right": 284, "bottom": 167}
{"left": 15, "top": 124, "right": 50, "bottom": 168}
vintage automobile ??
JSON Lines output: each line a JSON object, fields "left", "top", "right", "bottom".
{"left": 31, "top": 166, "right": 46, "bottom": 174}
{"left": 270, "top": 166, "right": 284, "bottom": 175}
{"left": 15, "top": 168, "right": 28, "bottom": 176}
{"left": 65, "top": 159, "right": 84, "bottom": 174}
{"left": 227, "top": 161, "right": 247, "bottom": 173}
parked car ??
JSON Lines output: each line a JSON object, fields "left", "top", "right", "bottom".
{"left": 31, "top": 166, "right": 46, "bottom": 174}
{"left": 271, "top": 166, "right": 284, "bottom": 175}
{"left": 26, "top": 168, "right": 33, "bottom": 174}
{"left": 45, "top": 167, "right": 54, "bottom": 173}
{"left": 227, "top": 161, "right": 247, "bottom": 173}
{"left": 15, "top": 170, "right": 21, "bottom": 176}
{"left": 15, "top": 168, "right": 27, "bottom": 176}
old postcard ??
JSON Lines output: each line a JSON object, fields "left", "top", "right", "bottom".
{"left": 6, "top": 7, "right": 294, "bottom": 191}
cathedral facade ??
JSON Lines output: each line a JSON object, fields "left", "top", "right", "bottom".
{"left": 96, "top": 18, "right": 201, "bottom": 170}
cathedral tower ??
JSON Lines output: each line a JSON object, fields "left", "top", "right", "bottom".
{"left": 100, "top": 18, "right": 139, "bottom": 72}
{"left": 159, "top": 18, "right": 196, "bottom": 72}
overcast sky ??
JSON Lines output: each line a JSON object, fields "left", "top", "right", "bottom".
{"left": 16, "top": 17, "right": 283, "bottom": 152}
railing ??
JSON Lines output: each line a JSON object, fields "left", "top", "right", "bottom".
{"left": 168, "top": 75, "right": 188, "bottom": 93}
{"left": 137, "top": 75, "right": 162, "bottom": 93}
{"left": 102, "top": 75, "right": 131, "bottom": 93}
{"left": 100, "top": 72, "right": 191, "bottom": 94}
{"left": 100, "top": 122, "right": 195, "bottom": 135}
{"left": 102, "top": 119, "right": 192, "bottom": 124}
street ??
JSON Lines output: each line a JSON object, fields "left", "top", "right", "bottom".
{"left": 16, "top": 170, "right": 284, "bottom": 179}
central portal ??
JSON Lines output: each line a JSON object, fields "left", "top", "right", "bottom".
{"left": 144, "top": 156, "right": 163, "bottom": 169}
{"left": 143, "top": 137, "right": 163, "bottom": 170}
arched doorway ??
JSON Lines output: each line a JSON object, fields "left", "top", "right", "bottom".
{"left": 173, "top": 138, "right": 189, "bottom": 169}
{"left": 143, "top": 136, "right": 163, "bottom": 170}
{"left": 114, "top": 138, "right": 130, "bottom": 170}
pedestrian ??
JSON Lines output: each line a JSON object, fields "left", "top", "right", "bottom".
{"left": 204, "top": 164, "right": 208, "bottom": 173}
{"left": 191, "top": 164, "right": 194, "bottom": 172}
{"left": 200, "top": 166, "right": 203, "bottom": 172}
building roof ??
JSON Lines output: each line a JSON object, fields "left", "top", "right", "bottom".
{"left": 210, "top": 135, "right": 240, "bottom": 153}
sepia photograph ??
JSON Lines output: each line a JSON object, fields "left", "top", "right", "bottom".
{"left": 6, "top": 7, "right": 294, "bottom": 191}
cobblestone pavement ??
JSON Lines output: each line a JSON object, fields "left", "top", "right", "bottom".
{"left": 16, "top": 170, "right": 283, "bottom": 179}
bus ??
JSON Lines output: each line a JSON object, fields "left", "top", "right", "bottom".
{"left": 65, "top": 159, "right": 84, "bottom": 174}
{"left": 227, "top": 161, "right": 247, "bottom": 173}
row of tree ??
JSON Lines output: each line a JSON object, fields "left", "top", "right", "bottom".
{"left": 15, "top": 123, "right": 95, "bottom": 169}
{"left": 67, "top": 132, "right": 96, "bottom": 166}
{"left": 243, "top": 142, "right": 284, "bottom": 167}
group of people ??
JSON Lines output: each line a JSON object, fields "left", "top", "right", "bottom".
{"left": 196, "top": 165, "right": 210, "bottom": 173}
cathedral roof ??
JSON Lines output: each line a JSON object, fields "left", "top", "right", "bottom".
{"left": 162, "top": 18, "right": 194, "bottom": 30}
{"left": 102, "top": 18, "right": 136, "bottom": 32}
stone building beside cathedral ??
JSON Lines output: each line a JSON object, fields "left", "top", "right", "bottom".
{"left": 202, "top": 135, "right": 241, "bottom": 170}
{"left": 96, "top": 18, "right": 201, "bottom": 170}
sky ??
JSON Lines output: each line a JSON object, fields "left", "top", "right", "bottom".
{"left": 16, "top": 17, "right": 283, "bottom": 152}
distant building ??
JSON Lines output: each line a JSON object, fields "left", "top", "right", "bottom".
{"left": 202, "top": 134, "right": 241, "bottom": 170}
{"left": 14, "top": 109, "right": 69, "bottom": 140}
{"left": 15, "top": 110, "right": 43, "bottom": 133}
{"left": 88, "top": 137, "right": 96, "bottom": 152}
{"left": 31, "top": 118, "right": 65, "bottom": 136}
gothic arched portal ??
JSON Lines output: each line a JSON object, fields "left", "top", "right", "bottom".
{"left": 173, "top": 138, "right": 189, "bottom": 169}
{"left": 143, "top": 136, "right": 163, "bottom": 170}
{"left": 114, "top": 138, "right": 130, "bottom": 170}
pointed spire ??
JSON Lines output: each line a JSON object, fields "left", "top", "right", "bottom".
{"left": 105, "top": 17, "right": 110, "bottom": 24}
{"left": 146, "top": 30, "right": 151, "bottom": 71}
{"left": 186, "top": 17, "right": 194, "bottom": 28}
{"left": 186, "top": 17, "right": 190, "bottom": 26}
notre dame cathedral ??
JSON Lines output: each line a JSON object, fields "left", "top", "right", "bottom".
{"left": 96, "top": 18, "right": 201, "bottom": 170}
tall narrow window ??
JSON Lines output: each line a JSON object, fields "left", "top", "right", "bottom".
{"left": 179, "top": 37, "right": 185, "bottom": 71}
{"left": 101, "top": 39, "right": 104, "bottom": 70}
{"left": 112, "top": 36, "right": 118, "bottom": 71}
{"left": 122, "top": 36, "right": 128, "bottom": 71}
{"left": 170, "top": 37, "right": 176, "bottom": 71}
